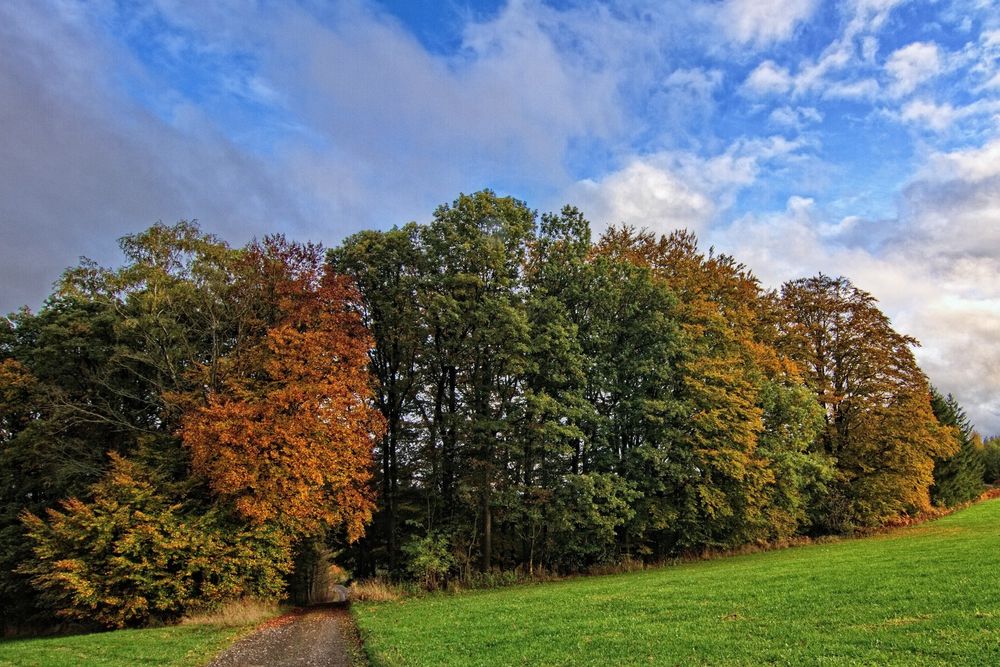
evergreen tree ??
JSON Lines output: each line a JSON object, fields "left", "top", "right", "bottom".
{"left": 929, "top": 389, "right": 985, "bottom": 506}
{"left": 983, "top": 436, "right": 1000, "bottom": 484}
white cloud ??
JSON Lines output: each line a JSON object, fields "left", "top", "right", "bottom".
{"left": 715, "top": 0, "right": 819, "bottom": 47}
{"left": 743, "top": 60, "right": 793, "bottom": 95}
{"left": 885, "top": 41, "right": 942, "bottom": 97}
{"left": 846, "top": 0, "right": 907, "bottom": 33}
{"left": 971, "top": 28, "right": 1000, "bottom": 90}
{"left": 567, "top": 135, "right": 809, "bottom": 236}
{"left": 823, "top": 78, "right": 880, "bottom": 99}
{"left": 709, "top": 136, "right": 1000, "bottom": 434}
{"left": 899, "top": 98, "right": 1000, "bottom": 132}
{"left": 664, "top": 67, "right": 724, "bottom": 96}
{"left": 569, "top": 161, "right": 715, "bottom": 235}
{"left": 740, "top": 0, "right": 905, "bottom": 101}
{"left": 981, "top": 72, "right": 1000, "bottom": 91}
{"left": 768, "top": 107, "right": 798, "bottom": 126}
{"left": 861, "top": 35, "right": 879, "bottom": 62}
{"left": 768, "top": 105, "right": 823, "bottom": 128}
{"left": 920, "top": 138, "right": 1000, "bottom": 183}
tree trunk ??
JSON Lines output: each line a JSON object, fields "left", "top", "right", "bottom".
{"left": 481, "top": 491, "right": 492, "bottom": 572}
{"left": 386, "top": 417, "right": 399, "bottom": 573}
{"left": 443, "top": 365, "right": 457, "bottom": 514}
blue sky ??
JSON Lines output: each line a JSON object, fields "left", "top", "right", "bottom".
{"left": 1, "top": 0, "right": 999, "bottom": 431}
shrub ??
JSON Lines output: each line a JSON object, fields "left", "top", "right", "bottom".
{"left": 19, "top": 455, "right": 291, "bottom": 628}
{"left": 462, "top": 569, "right": 520, "bottom": 590}
{"left": 402, "top": 533, "right": 454, "bottom": 590}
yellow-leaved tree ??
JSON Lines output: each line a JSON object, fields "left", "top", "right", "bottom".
{"left": 778, "top": 274, "right": 956, "bottom": 530}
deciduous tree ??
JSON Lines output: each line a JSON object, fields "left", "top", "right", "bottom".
{"left": 182, "top": 239, "right": 384, "bottom": 540}
{"left": 778, "top": 275, "right": 956, "bottom": 529}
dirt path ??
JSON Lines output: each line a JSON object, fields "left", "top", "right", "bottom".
{"left": 209, "top": 602, "right": 363, "bottom": 667}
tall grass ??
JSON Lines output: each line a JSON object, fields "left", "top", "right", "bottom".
{"left": 181, "top": 598, "right": 284, "bottom": 627}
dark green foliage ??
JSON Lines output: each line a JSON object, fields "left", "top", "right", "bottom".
{"left": 2, "top": 194, "right": 970, "bottom": 629}
{"left": 929, "top": 389, "right": 985, "bottom": 506}
{"left": 0, "top": 298, "right": 136, "bottom": 629}
{"left": 542, "top": 473, "right": 639, "bottom": 572}
{"left": 985, "top": 437, "right": 1000, "bottom": 484}
{"left": 754, "top": 381, "right": 834, "bottom": 539}
{"left": 327, "top": 193, "right": 958, "bottom": 584}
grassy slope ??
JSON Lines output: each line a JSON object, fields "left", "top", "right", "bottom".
{"left": 355, "top": 499, "right": 1000, "bottom": 666}
{"left": 0, "top": 623, "right": 252, "bottom": 667}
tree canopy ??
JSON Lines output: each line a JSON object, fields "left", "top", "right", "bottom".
{"left": 1, "top": 192, "right": 985, "bottom": 629}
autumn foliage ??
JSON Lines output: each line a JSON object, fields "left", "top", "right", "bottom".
{"left": 778, "top": 275, "right": 957, "bottom": 529}
{"left": 1, "top": 195, "right": 990, "bottom": 630}
{"left": 20, "top": 454, "right": 289, "bottom": 628}
{"left": 181, "top": 239, "right": 384, "bottom": 540}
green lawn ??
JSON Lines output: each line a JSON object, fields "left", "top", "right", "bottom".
{"left": 355, "top": 499, "right": 1000, "bottom": 666}
{"left": 0, "top": 623, "right": 251, "bottom": 667}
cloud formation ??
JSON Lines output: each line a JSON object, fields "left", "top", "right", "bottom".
{"left": 2, "top": 0, "right": 999, "bottom": 432}
{"left": 569, "top": 161, "right": 716, "bottom": 234}
{"left": 714, "top": 0, "right": 819, "bottom": 47}
{"left": 0, "top": 2, "right": 312, "bottom": 310}
{"left": 708, "top": 137, "right": 1000, "bottom": 433}
{"left": 744, "top": 61, "right": 793, "bottom": 95}
{"left": 886, "top": 42, "right": 942, "bottom": 97}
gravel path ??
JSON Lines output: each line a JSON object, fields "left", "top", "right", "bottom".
{"left": 209, "top": 599, "right": 362, "bottom": 667}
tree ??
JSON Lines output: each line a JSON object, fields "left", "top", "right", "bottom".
{"left": 984, "top": 436, "right": 1000, "bottom": 484}
{"left": 328, "top": 225, "right": 424, "bottom": 573}
{"left": 929, "top": 389, "right": 985, "bottom": 506}
{"left": 592, "top": 228, "right": 827, "bottom": 550}
{"left": 416, "top": 192, "right": 535, "bottom": 571}
{"left": 0, "top": 298, "right": 134, "bottom": 629}
{"left": 778, "top": 275, "right": 956, "bottom": 530}
{"left": 181, "top": 238, "right": 384, "bottom": 541}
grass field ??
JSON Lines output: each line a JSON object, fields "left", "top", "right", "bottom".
{"left": 355, "top": 499, "right": 1000, "bottom": 666}
{"left": 0, "top": 617, "right": 263, "bottom": 667}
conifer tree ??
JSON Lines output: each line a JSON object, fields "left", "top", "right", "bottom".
{"left": 929, "top": 389, "right": 985, "bottom": 506}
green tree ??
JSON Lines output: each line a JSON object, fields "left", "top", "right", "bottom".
{"left": 983, "top": 436, "right": 1000, "bottom": 484}
{"left": 416, "top": 192, "right": 535, "bottom": 572}
{"left": 929, "top": 389, "right": 985, "bottom": 506}
{"left": 0, "top": 298, "right": 132, "bottom": 629}
{"left": 328, "top": 225, "right": 424, "bottom": 574}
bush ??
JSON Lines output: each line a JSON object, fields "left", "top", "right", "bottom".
{"left": 462, "top": 569, "right": 520, "bottom": 590}
{"left": 19, "top": 455, "right": 291, "bottom": 628}
{"left": 402, "top": 533, "right": 453, "bottom": 590}
{"left": 542, "top": 473, "right": 638, "bottom": 572}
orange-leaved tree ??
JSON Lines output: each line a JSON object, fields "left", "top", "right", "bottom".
{"left": 181, "top": 237, "right": 385, "bottom": 540}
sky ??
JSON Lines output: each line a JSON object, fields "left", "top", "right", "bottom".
{"left": 1, "top": 0, "right": 998, "bottom": 432}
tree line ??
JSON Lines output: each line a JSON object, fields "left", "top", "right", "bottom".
{"left": 1, "top": 191, "right": 995, "bottom": 630}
